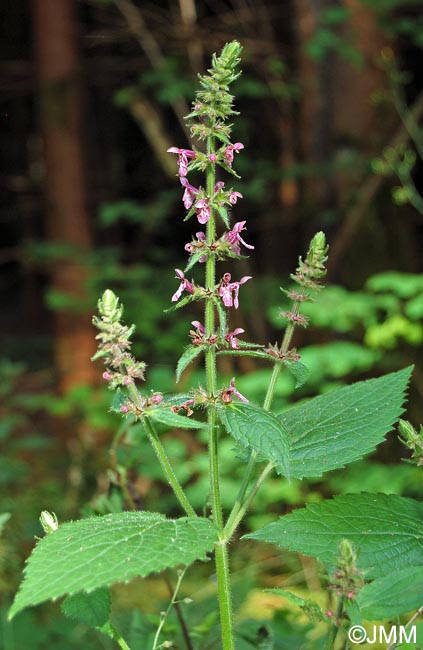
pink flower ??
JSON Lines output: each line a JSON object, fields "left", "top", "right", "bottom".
{"left": 225, "top": 328, "right": 245, "bottom": 349}
{"left": 180, "top": 177, "right": 199, "bottom": 209}
{"left": 195, "top": 198, "right": 211, "bottom": 225}
{"left": 225, "top": 142, "right": 244, "bottom": 166}
{"left": 229, "top": 191, "right": 243, "bottom": 205}
{"left": 214, "top": 181, "right": 225, "bottom": 192}
{"left": 167, "top": 147, "right": 196, "bottom": 177}
{"left": 209, "top": 154, "right": 217, "bottom": 163}
{"left": 219, "top": 272, "right": 252, "bottom": 309}
{"left": 222, "top": 377, "right": 249, "bottom": 403}
{"left": 151, "top": 394, "right": 163, "bottom": 405}
{"left": 102, "top": 371, "right": 112, "bottom": 381}
{"left": 225, "top": 221, "right": 254, "bottom": 255}
{"left": 191, "top": 321, "right": 205, "bottom": 334}
{"left": 172, "top": 269, "right": 195, "bottom": 302}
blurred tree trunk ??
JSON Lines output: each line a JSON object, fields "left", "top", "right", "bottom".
{"left": 293, "top": 0, "right": 389, "bottom": 253}
{"left": 33, "top": 0, "right": 96, "bottom": 394}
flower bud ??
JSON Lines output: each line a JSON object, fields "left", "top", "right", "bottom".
{"left": 40, "top": 510, "right": 59, "bottom": 534}
{"left": 306, "top": 231, "right": 328, "bottom": 271}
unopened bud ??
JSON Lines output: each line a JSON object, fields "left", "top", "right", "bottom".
{"left": 40, "top": 510, "right": 59, "bottom": 534}
{"left": 306, "top": 231, "right": 328, "bottom": 270}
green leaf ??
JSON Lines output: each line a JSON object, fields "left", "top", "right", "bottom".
{"left": 245, "top": 493, "right": 423, "bottom": 579}
{"left": 9, "top": 512, "right": 217, "bottom": 619}
{"left": 279, "top": 367, "right": 412, "bottom": 479}
{"left": 218, "top": 403, "right": 290, "bottom": 478}
{"left": 345, "top": 599, "right": 362, "bottom": 627}
{"left": 357, "top": 566, "right": 423, "bottom": 620}
{"left": 147, "top": 408, "right": 204, "bottom": 430}
{"left": 176, "top": 345, "right": 205, "bottom": 382}
{"left": 61, "top": 587, "right": 111, "bottom": 627}
{"left": 164, "top": 293, "right": 196, "bottom": 312}
{"left": 215, "top": 204, "right": 230, "bottom": 228}
{"left": 283, "top": 360, "right": 309, "bottom": 388}
{"left": 184, "top": 251, "right": 206, "bottom": 273}
{"left": 265, "top": 589, "right": 326, "bottom": 622}
{"left": 110, "top": 388, "right": 127, "bottom": 414}
{"left": 215, "top": 298, "right": 227, "bottom": 338}
{"left": 217, "top": 350, "right": 272, "bottom": 361}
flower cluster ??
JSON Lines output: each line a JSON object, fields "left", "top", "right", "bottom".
{"left": 265, "top": 232, "right": 328, "bottom": 363}
{"left": 168, "top": 42, "right": 253, "bottom": 323}
{"left": 92, "top": 290, "right": 162, "bottom": 415}
{"left": 398, "top": 419, "right": 423, "bottom": 466}
{"left": 165, "top": 41, "right": 256, "bottom": 404}
{"left": 92, "top": 290, "right": 146, "bottom": 389}
{"left": 328, "top": 539, "right": 363, "bottom": 601}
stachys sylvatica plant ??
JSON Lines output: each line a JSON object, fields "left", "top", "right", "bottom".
{"left": 10, "top": 42, "right": 421, "bottom": 650}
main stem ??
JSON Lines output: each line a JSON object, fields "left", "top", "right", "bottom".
{"left": 205, "top": 135, "right": 235, "bottom": 650}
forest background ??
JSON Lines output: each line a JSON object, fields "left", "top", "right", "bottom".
{"left": 0, "top": 0, "right": 422, "bottom": 648}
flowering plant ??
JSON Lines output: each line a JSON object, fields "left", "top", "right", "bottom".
{"left": 10, "top": 42, "right": 419, "bottom": 650}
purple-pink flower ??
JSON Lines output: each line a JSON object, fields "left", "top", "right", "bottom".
{"left": 195, "top": 198, "right": 211, "bottom": 225}
{"left": 224, "top": 221, "right": 254, "bottom": 255}
{"left": 219, "top": 272, "right": 252, "bottom": 309}
{"left": 180, "top": 177, "right": 199, "bottom": 209}
{"left": 167, "top": 147, "right": 196, "bottom": 177}
{"left": 225, "top": 142, "right": 244, "bottom": 166}
{"left": 228, "top": 191, "right": 243, "bottom": 205}
{"left": 225, "top": 328, "right": 245, "bottom": 349}
{"left": 191, "top": 320, "right": 205, "bottom": 334}
{"left": 172, "top": 269, "right": 195, "bottom": 302}
{"left": 222, "top": 377, "right": 248, "bottom": 403}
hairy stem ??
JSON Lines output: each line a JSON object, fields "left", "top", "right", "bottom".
{"left": 124, "top": 382, "right": 195, "bottom": 517}
{"left": 109, "top": 623, "right": 132, "bottom": 650}
{"left": 142, "top": 416, "right": 197, "bottom": 518}
{"left": 205, "top": 134, "right": 235, "bottom": 650}
{"left": 324, "top": 596, "right": 344, "bottom": 650}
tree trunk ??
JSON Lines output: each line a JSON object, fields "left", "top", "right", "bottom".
{"left": 32, "top": 0, "right": 96, "bottom": 394}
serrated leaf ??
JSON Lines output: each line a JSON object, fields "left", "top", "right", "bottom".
{"left": 279, "top": 366, "right": 412, "bottom": 478}
{"left": 218, "top": 403, "right": 290, "bottom": 478}
{"left": 219, "top": 161, "right": 241, "bottom": 178}
{"left": 9, "top": 512, "right": 217, "bottom": 619}
{"left": 283, "top": 360, "right": 309, "bottom": 388}
{"left": 164, "top": 293, "right": 196, "bottom": 312}
{"left": 217, "top": 350, "right": 272, "bottom": 360}
{"left": 245, "top": 493, "right": 423, "bottom": 579}
{"left": 184, "top": 251, "right": 206, "bottom": 273}
{"left": 110, "top": 388, "right": 127, "bottom": 414}
{"left": 147, "top": 408, "right": 204, "bottom": 430}
{"left": 345, "top": 599, "right": 362, "bottom": 627}
{"left": 265, "top": 589, "right": 326, "bottom": 622}
{"left": 215, "top": 298, "right": 227, "bottom": 338}
{"left": 61, "top": 587, "right": 111, "bottom": 627}
{"left": 176, "top": 345, "right": 205, "bottom": 382}
{"left": 215, "top": 204, "right": 229, "bottom": 228}
{"left": 357, "top": 566, "right": 423, "bottom": 620}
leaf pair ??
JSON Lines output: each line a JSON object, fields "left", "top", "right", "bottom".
{"left": 219, "top": 367, "right": 412, "bottom": 480}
